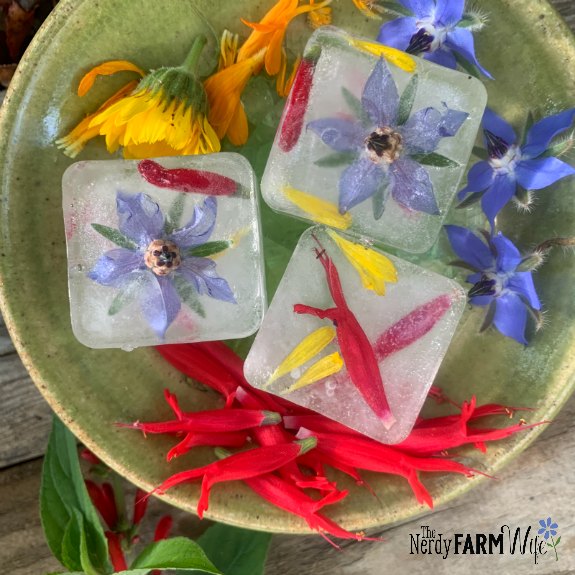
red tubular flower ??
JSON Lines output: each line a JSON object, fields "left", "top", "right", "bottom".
{"left": 138, "top": 159, "right": 237, "bottom": 195}
{"left": 167, "top": 431, "right": 249, "bottom": 461}
{"left": 154, "top": 515, "right": 173, "bottom": 541}
{"left": 243, "top": 472, "right": 382, "bottom": 546}
{"left": 152, "top": 439, "right": 317, "bottom": 518}
{"left": 120, "top": 408, "right": 281, "bottom": 435}
{"left": 80, "top": 448, "right": 102, "bottom": 466}
{"left": 156, "top": 344, "right": 239, "bottom": 402}
{"left": 294, "top": 243, "right": 394, "bottom": 427}
{"left": 85, "top": 480, "right": 118, "bottom": 530}
{"left": 401, "top": 397, "right": 546, "bottom": 455}
{"left": 299, "top": 429, "right": 483, "bottom": 508}
{"left": 105, "top": 531, "right": 128, "bottom": 572}
{"left": 375, "top": 294, "right": 453, "bottom": 360}
{"left": 133, "top": 488, "right": 149, "bottom": 526}
{"left": 279, "top": 48, "right": 319, "bottom": 152}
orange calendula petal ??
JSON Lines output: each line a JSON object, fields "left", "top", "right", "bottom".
{"left": 77, "top": 60, "right": 145, "bottom": 97}
{"left": 351, "top": 0, "right": 380, "bottom": 19}
{"left": 226, "top": 102, "right": 249, "bottom": 146}
{"left": 276, "top": 53, "right": 301, "bottom": 97}
{"left": 284, "top": 186, "right": 352, "bottom": 230}
{"left": 281, "top": 352, "right": 344, "bottom": 395}
{"left": 326, "top": 230, "right": 397, "bottom": 296}
{"left": 218, "top": 30, "right": 239, "bottom": 71}
{"left": 265, "top": 325, "right": 337, "bottom": 388}
{"left": 349, "top": 39, "right": 417, "bottom": 73}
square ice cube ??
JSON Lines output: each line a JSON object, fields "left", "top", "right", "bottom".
{"left": 261, "top": 26, "right": 487, "bottom": 253}
{"left": 244, "top": 226, "right": 465, "bottom": 444}
{"left": 63, "top": 154, "right": 266, "bottom": 349}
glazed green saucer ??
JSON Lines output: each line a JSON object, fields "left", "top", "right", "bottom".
{"left": 0, "top": 0, "right": 574, "bottom": 534}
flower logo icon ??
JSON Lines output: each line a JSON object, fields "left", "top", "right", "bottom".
{"left": 538, "top": 517, "right": 561, "bottom": 561}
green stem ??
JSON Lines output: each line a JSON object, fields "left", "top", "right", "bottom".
{"left": 181, "top": 34, "right": 208, "bottom": 74}
{"left": 550, "top": 535, "right": 559, "bottom": 562}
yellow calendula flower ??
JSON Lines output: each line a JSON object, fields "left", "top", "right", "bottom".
{"left": 351, "top": 0, "right": 380, "bottom": 19}
{"left": 350, "top": 38, "right": 417, "bottom": 73}
{"left": 265, "top": 325, "right": 336, "bottom": 388}
{"left": 327, "top": 229, "right": 398, "bottom": 295}
{"left": 238, "top": 0, "right": 332, "bottom": 77}
{"left": 56, "top": 35, "right": 220, "bottom": 159}
{"left": 307, "top": 0, "right": 332, "bottom": 29}
{"left": 284, "top": 186, "right": 353, "bottom": 230}
{"left": 204, "top": 31, "right": 265, "bottom": 147}
{"left": 281, "top": 352, "right": 344, "bottom": 395}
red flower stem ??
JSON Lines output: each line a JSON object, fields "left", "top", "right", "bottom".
{"left": 167, "top": 431, "right": 249, "bottom": 461}
{"left": 152, "top": 439, "right": 317, "bottom": 518}
{"left": 138, "top": 159, "right": 237, "bottom": 195}
{"left": 374, "top": 294, "right": 454, "bottom": 361}
{"left": 279, "top": 48, "right": 320, "bottom": 152}
{"left": 119, "top": 408, "right": 281, "bottom": 435}
{"left": 105, "top": 532, "right": 128, "bottom": 572}
{"left": 294, "top": 243, "right": 394, "bottom": 427}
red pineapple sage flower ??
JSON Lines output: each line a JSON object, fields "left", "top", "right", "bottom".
{"left": 138, "top": 159, "right": 237, "bottom": 195}
{"left": 151, "top": 438, "right": 318, "bottom": 518}
{"left": 278, "top": 46, "right": 320, "bottom": 152}
{"left": 294, "top": 240, "right": 394, "bottom": 427}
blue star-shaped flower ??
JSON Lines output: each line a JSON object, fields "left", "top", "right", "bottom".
{"left": 459, "top": 108, "right": 575, "bottom": 228}
{"left": 89, "top": 192, "right": 235, "bottom": 339}
{"left": 538, "top": 517, "right": 558, "bottom": 540}
{"left": 445, "top": 225, "right": 541, "bottom": 344}
{"left": 307, "top": 58, "right": 468, "bottom": 216}
{"left": 377, "top": 0, "right": 492, "bottom": 77}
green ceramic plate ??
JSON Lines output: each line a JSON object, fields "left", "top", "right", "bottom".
{"left": 1, "top": 0, "right": 574, "bottom": 534}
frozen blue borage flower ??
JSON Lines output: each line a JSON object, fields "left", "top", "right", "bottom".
{"left": 89, "top": 192, "right": 235, "bottom": 339}
{"left": 458, "top": 107, "right": 575, "bottom": 228}
{"left": 376, "top": 0, "right": 491, "bottom": 77}
{"left": 308, "top": 58, "right": 468, "bottom": 217}
{"left": 444, "top": 225, "right": 541, "bottom": 345}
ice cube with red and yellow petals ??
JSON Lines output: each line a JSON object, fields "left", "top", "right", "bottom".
{"left": 243, "top": 226, "right": 466, "bottom": 444}
{"left": 63, "top": 154, "right": 265, "bottom": 349}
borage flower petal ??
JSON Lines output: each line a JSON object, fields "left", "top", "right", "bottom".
{"left": 390, "top": 157, "right": 439, "bottom": 215}
{"left": 140, "top": 275, "right": 182, "bottom": 339}
{"left": 88, "top": 250, "right": 144, "bottom": 287}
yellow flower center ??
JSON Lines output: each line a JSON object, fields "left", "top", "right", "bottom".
{"left": 366, "top": 127, "right": 403, "bottom": 164}
{"left": 144, "top": 240, "right": 181, "bottom": 276}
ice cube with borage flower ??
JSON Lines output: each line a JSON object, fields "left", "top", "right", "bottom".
{"left": 63, "top": 154, "right": 266, "bottom": 349}
{"left": 261, "top": 26, "right": 487, "bottom": 253}
{"left": 244, "top": 226, "right": 466, "bottom": 444}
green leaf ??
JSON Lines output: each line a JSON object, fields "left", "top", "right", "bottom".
{"left": 91, "top": 223, "right": 137, "bottom": 250}
{"left": 555, "top": 536, "right": 561, "bottom": 546}
{"left": 187, "top": 241, "right": 231, "bottom": 258}
{"left": 314, "top": 151, "right": 357, "bottom": 168}
{"left": 378, "top": 1, "right": 411, "bottom": 16}
{"left": 546, "top": 542, "right": 553, "bottom": 547}
{"left": 411, "top": 152, "right": 459, "bottom": 168}
{"left": 456, "top": 190, "right": 484, "bottom": 209}
{"left": 519, "top": 110, "right": 536, "bottom": 144}
{"left": 40, "top": 416, "right": 110, "bottom": 573}
{"left": 198, "top": 524, "right": 272, "bottom": 575}
{"left": 341, "top": 87, "right": 370, "bottom": 125}
{"left": 173, "top": 275, "right": 206, "bottom": 318}
{"left": 372, "top": 182, "right": 389, "bottom": 220}
{"left": 453, "top": 51, "right": 482, "bottom": 79}
{"left": 397, "top": 74, "right": 419, "bottom": 126}
{"left": 108, "top": 282, "right": 139, "bottom": 316}
{"left": 129, "top": 537, "right": 221, "bottom": 573}
{"left": 165, "top": 194, "right": 186, "bottom": 235}
{"left": 472, "top": 146, "right": 488, "bottom": 160}
{"left": 542, "top": 133, "right": 574, "bottom": 158}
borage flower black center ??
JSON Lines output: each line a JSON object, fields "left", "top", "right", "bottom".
{"left": 145, "top": 240, "right": 182, "bottom": 276}
{"left": 365, "top": 128, "right": 403, "bottom": 164}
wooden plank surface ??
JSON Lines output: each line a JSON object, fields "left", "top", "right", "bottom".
{"left": 1, "top": 1, "right": 574, "bottom": 574}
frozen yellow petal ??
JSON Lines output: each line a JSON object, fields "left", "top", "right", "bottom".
{"left": 281, "top": 352, "right": 344, "bottom": 394}
{"left": 349, "top": 39, "right": 417, "bottom": 73}
{"left": 284, "top": 186, "right": 352, "bottom": 230}
{"left": 351, "top": 0, "right": 380, "bottom": 19}
{"left": 77, "top": 60, "right": 144, "bottom": 97}
{"left": 307, "top": 3, "right": 332, "bottom": 29}
{"left": 327, "top": 229, "right": 397, "bottom": 295}
{"left": 265, "top": 326, "right": 336, "bottom": 388}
